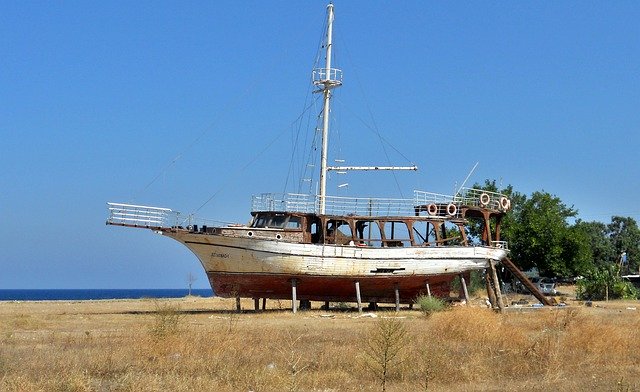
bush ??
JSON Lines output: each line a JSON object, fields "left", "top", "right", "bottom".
{"left": 414, "top": 295, "right": 447, "bottom": 315}
{"left": 576, "top": 265, "right": 639, "bottom": 300}
{"left": 149, "top": 300, "right": 183, "bottom": 338}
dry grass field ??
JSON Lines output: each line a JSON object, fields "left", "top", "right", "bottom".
{"left": 1, "top": 292, "right": 639, "bottom": 392}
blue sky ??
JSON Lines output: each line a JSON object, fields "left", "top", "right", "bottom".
{"left": 1, "top": 1, "right": 638, "bottom": 289}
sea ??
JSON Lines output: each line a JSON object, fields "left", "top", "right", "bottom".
{"left": 0, "top": 289, "right": 214, "bottom": 301}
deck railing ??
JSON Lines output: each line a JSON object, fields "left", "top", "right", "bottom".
{"left": 251, "top": 187, "right": 510, "bottom": 217}
{"left": 106, "top": 202, "right": 178, "bottom": 228}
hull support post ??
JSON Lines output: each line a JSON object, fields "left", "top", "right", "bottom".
{"left": 291, "top": 278, "right": 298, "bottom": 314}
{"left": 460, "top": 274, "right": 470, "bottom": 305}
{"left": 394, "top": 284, "right": 400, "bottom": 312}
{"left": 355, "top": 281, "right": 362, "bottom": 313}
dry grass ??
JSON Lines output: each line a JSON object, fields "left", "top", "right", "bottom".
{"left": 0, "top": 296, "right": 639, "bottom": 391}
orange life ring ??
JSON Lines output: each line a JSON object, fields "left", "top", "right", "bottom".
{"left": 447, "top": 203, "right": 457, "bottom": 216}
{"left": 427, "top": 203, "right": 438, "bottom": 215}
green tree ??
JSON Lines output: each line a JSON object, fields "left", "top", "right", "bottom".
{"left": 507, "top": 191, "right": 577, "bottom": 277}
{"left": 608, "top": 216, "right": 640, "bottom": 274}
{"left": 560, "top": 224, "right": 596, "bottom": 276}
{"left": 573, "top": 220, "right": 615, "bottom": 266}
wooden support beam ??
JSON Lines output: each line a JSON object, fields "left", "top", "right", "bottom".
{"left": 355, "top": 281, "right": 362, "bottom": 313}
{"left": 291, "top": 278, "right": 298, "bottom": 314}
{"left": 488, "top": 260, "right": 504, "bottom": 312}
{"left": 485, "top": 268, "right": 497, "bottom": 308}
{"left": 262, "top": 298, "right": 266, "bottom": 310}
{"left": 235, "top": 296, "right": 241, "bottom": 312}
{"left": 254, "top": 298, "right": 260, "bottom": 311}
{"left": 426, "top": 282, "right": 432, "bottom": 298}
{"left": 324, "top": 301, "right": 330, "bottom": 310}
{"left": 460, "top": 274, "right": 470, "bottom": 305}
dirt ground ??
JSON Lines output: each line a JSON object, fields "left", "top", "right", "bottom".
{"left": 1, "top": 291, "right": 639, "bottom": 391}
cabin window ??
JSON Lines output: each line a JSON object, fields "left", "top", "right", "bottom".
{"left": 310, "top": 222, "right": 320, "bottom": 244}
{"left": 251, "top": 214, "right": 294, "bottom": 229}
{"left": 412, "top": 221, "right": 438, "bottom": 246}
{"left": 270, "top": 215, "right": 287, "bottom": 228}
{"left": 286, "top": 217, "right": 301, "bottom": 229}
{"left": 253, "top": 216, "right": 268, "bottom": 228}
{"left": 442, "top": 221, "right": 464, "bottom": 245}
{"left": 325, "top": 219, "right": 353, "bottom": 245}
{"left": 382, "top": 221, "right": 412, "bottom": 247}
{"left": 355, "top": 220, "right": 383, "bottom": 247}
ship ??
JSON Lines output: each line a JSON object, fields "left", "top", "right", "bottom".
{"left": 106, "top": 4, "right": 516, "bottom": 311}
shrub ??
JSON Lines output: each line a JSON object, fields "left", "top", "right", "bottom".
{"left": 576, "top": 265, "right": 639, "bottom": 300}
{"left": 414, "top": 295, "right": 447, "bottom": 315}
{"left": 149, "top": 300, "right": 183, "bottom": 338}
{"left": 362, "top": 318, "right": 409, "bottom": 392}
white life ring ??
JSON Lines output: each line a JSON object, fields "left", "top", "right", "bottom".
{"left": 427, "top": 203, "right": 438, "bottom": 215}
{"left": 447, "top": 203, "right": 457, "bottom": 216}
{"left": 500, "top": 197, "right": 509, "bottom": 210}
{"left": 479, "top": 193, "right": 490, "bottom": 206}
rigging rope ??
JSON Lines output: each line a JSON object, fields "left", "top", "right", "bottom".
{"left": 336, "top": 35, "right": 416, "bottom": 198}
{"left": 192, "top": 99, "right": 321, "bottom": 215}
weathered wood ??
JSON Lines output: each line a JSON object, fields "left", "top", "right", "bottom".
{"left": 235, "top": 296, "right": 241, "bottom": 312}
{"left": 459, "top": 274, "right": 470, "bottom": 305}
{"left": 485, "top": 268, "right": 497, "bottom": 308}
{"left": 291, "top": 278, "right": 298, "bottom": 314}
{"left": 254, "top": 298, "right": 260, "bottom": 311}
{"left": 426, "top": 282, "right": 432, "bottom": 298}
{"left": 355, "top": 281, "right": 362, "bottom": 313}
{"left": 262, "top": 297, "right": 266, "bottom": 310}
{"left": 488, "top": 260, "right": 504, "bottom": 312}
{"left": 501, "top": 257, "right": 553, "bottom": 306}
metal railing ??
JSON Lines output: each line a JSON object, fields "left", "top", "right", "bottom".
{"left": 106, "top": 202, "right": 178, "bottom": 228}
{"left": 456, "top": 188, "right": 511, "bottom": 211}
{"left": 252, "top": 187, "right": 511, "bottom": 217}
{"left": 491, "top": 241, "right": 509, "bottom": 250}
{"left": 312, "top": 67, "right": 343, "bottom": 88}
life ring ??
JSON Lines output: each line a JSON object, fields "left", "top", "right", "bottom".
{"left": 447, "top": 203, "right": 457, "bottom": 216}
{"left": 500, "top": 197, "right": 509, "bottom": 210}
{"left": 479, "top": 193, "right": 490, "bottom": 207}
{"left": 427, "top": 203, "right": 438, "bottom": 215}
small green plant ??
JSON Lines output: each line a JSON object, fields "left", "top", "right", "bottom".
{"left": 414, "top": 295, "right": 447, "bottom": 316}
{"left": 149, "top": 300, "right": 183, "bottom": 338}
{"left": 362, "top": 318, "right": 409, "bottom": 392}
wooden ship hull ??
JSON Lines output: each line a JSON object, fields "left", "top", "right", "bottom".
{"left": 161, "top": 228, "right": 507, "bottom": 302}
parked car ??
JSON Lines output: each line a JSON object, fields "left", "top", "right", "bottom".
{"left": 512, "top": 277, "right": 557, "bottom": 295}
{"left": 531, "top": 277, "right": 557, "bottom": 295}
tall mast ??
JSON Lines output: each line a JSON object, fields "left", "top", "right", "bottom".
{"left": 313, "top": 3, "right": 342, "bottom": 215}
